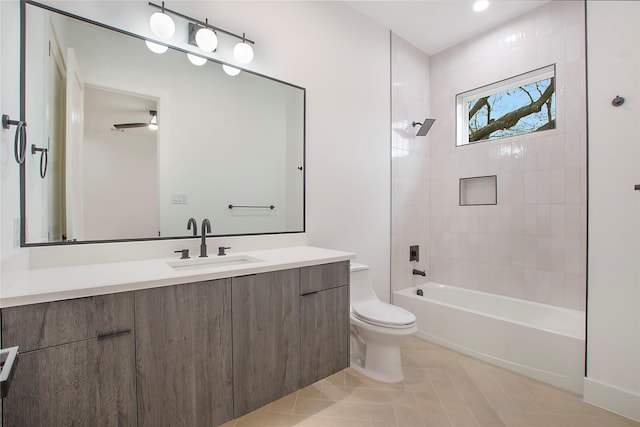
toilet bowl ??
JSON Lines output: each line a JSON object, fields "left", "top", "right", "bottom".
{"left": 350, "top": 262, "right": 417, "bottom": 383}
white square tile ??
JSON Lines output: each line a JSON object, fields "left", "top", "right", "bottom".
{"left": 548, "top": 271, "right": 566, "bottom": 306}
{"left": 564, "top": 238, "right": 581, "bottom": 275}
{"left": 536, "top": 204, "right": 551, "bottom": 237}
{"left": 524, "top": 172, "right": 537, "bottom": 204}
{"left": 535, "top": 270, "right": 552, "bottom": 304}
{"left": 564, "top": 272, "right": 584, "bottom": 310}
{"left": 548, "top": 237, "right": 565, "bottom": 273}
{"left": 549, "top": 204, "right": 566, "bottom": 239}
{"left": 549, "top": 168, "right": 566, "bottom": 204}
{"left": 523, "top": 206, "right": 537, "bottom": 236}
{"left": 536, "top": 170, "right": 550, "bottom": 204}
{"left": 536, "top": 237, "right": 552, "bottom": 271}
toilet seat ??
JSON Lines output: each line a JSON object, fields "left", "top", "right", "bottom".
{"left": 352, "top": 300, "right": 416, "bottom": 328}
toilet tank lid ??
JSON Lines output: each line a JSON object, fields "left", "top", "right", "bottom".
{"left": 350, "top": 262, "right": 369, "bottom": 272}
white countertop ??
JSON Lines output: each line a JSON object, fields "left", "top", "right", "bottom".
{"left": 0, "top": 246, "right": 355, "bottom": 308}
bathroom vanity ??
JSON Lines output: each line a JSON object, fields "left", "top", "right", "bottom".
{"left": 0, "top": 247, "right": 352, "bottom": 426}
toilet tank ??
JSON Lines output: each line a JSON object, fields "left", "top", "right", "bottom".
{"left": 350, "top": 262, "right": 379, "bottom": 304}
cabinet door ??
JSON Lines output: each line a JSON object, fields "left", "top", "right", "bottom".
{"left": 232, "top": 270, "right": 300, "bottom": 417}
{"left": 135, "top": 279, "right": 233, "bottom": 427}
{"left": 300, "top": 286, "right": 350, "bottom": 387}
{"left": 2, "top": 333, "right": 136, "bottom": 426}
{"left": 2, "top": 292, "right": 134, "bottom": 352}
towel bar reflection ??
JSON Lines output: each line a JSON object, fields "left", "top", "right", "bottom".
{"left": 31, "top": 145, "right": 48, "bottom": 179}
{"left": 228, "top": 204, "right": 275, "bottom": 210}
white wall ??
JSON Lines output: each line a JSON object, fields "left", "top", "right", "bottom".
{"left": 428, "top": 1, "right": 587, "bottom": 310}
{"left": 0, "top": 2, "right": 391, "bottom": 298}
{"left": 83, "top": 129, "right": 159, "bottom": 240}
{"left": 0, "top": 2, "right": 3, "bottom": 423}
{"left": 585, "top": 0, "right": 640, "bottom": 421}
{"left": 0, "top": 0, "right": 28, "bottom": 286}
{"left": 390, "top": 33, "right": 431, "bottom": 296}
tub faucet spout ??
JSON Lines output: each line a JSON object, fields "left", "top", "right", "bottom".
{"left": 412, "top": 269, "right": 426, "bottom": 276}
{"left": 200, "top": 219, "right": 211, "bottom": 258}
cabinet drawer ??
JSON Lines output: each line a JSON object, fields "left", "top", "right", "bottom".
{"left": 300, "top": 261, "right": 349, "bottom": 295}
{"left": 1, "top": 292, "right": 134, "bottom": 352}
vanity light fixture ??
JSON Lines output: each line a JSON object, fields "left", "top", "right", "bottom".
{"left": 233, "top": 33, "right": 254, "bottom": 64}
{"left": 148, "top": 2, "right": 256, "bottom": 69}
{"left": 187, "top": 53, "right": 207, "bottom": 66}
{"left": 193, "top": 20, "right": 218, "bottom": 53}
{"left": 149, "top": 2, "right": 175, "bottom": 38}
{"left": 473, "top": 0, "right": 490, "bottom": 12}
{"left": 222, "top": 64, "right": 241, "bottom": 76}
{"left": 145, "top": 40, "right": 168, "bottom": 54}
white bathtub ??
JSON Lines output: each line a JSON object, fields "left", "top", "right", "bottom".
{"left": 394, "top": 283, "right": 585, "bottom": 394}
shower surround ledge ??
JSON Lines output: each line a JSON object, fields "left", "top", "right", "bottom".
{"left": 0, "top": 246, "right": 355, "bottom": 308}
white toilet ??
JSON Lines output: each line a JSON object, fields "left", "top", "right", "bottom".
{"left": 350, "top": 262, "right": 417, "bottom": 383}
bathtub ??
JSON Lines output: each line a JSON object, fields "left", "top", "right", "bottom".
{"left": 394, "top": 283, "right": 585, "bottom": 394}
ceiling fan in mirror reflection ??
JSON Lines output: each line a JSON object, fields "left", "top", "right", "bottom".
{"left": 113, "top": 110, "right": 158, "bottom": 131}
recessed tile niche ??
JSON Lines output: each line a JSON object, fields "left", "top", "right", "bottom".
{"left": 459, "top": 175, "right": 497, "bottom": 206}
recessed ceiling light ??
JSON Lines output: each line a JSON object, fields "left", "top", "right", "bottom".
{"left": 473, "top": 0, "right": 490, "bottom": 12}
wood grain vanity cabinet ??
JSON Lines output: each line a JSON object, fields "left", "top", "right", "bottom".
{"left": 135, "top": 279, "right": 233, "bottom": 427}
{"left": 0, "top": 260, "right": 350, "bottom": 426}
{"left": 299, "top": 261, "right": 350, "bottom": 387}
{"left": 1, "top": 292, "right": 136, "bottom": 426}
{"left": 232, "top": 269, "right": 301, "bottom": 418}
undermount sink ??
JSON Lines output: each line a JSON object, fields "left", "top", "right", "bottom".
{"left": 167, "top": 254, "right": 263, "bottom": 272}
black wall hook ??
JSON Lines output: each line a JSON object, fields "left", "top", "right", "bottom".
{"left": 612, "top": 95, "right": 625, "bottom": 107}
{"left": 2, "top": 114, "right": 28, "bottom": 164}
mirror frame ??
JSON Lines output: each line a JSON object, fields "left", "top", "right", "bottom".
{"left": 19, "top": 0, "right": 306, "bottom": 247}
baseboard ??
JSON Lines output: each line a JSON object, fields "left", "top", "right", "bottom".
{"left": 583, "top": 377, "right": 640, "bottom": 422}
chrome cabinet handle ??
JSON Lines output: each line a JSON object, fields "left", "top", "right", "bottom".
{"left": 0, "top": 346, "right": 19, "bottom": 398}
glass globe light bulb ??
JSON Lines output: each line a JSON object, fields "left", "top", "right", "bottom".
{"left": 145, "top": 40, "right": 168, "bottom": 54}
{"left": 187, "top": 53, "right": 207, "bottom": 66}
{"left": 473, "top": 0, "right": 489, "bottom": 12}
{"left": 222, "top": 64, "right": 241, "bottom": 76}
{"left": 195, "top": 27, "right": 218, "bottom": 53}
{"left": 233, "top": 41, "right": 254, "bottom": 64}
{"left": 150, "top": 12, "right": 175, "bottom": 39}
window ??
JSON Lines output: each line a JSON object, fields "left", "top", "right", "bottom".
{"left": 456, "top": 65, "right": 556, "bottom": 146}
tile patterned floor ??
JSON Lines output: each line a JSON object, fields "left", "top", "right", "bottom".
{"left": 221, "top": 337, "right": 639, "bottom": 427}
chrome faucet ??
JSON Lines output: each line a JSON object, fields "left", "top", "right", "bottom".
{"left": 187, "top": 217, "right": 197, "bottom": 236}
{"left": 200, "top": 219, "right": 211, "bottom": 258}
{"left": 412, "top": 269, "right": 426, "bottom": 276}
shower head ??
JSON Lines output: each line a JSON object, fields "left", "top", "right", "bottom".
{"left": 412, "top": 118, "right": 435, "bottom": 136}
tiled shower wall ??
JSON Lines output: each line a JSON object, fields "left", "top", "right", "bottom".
{"left": 428, "top": 1, "right": 587, "bottom": 310}
{"left": 390, "top": 33, "right": 431, "bottom": 297}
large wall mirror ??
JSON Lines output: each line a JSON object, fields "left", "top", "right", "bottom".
{"left": 21, "top": 1, "right": 305, "bottom": 245}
